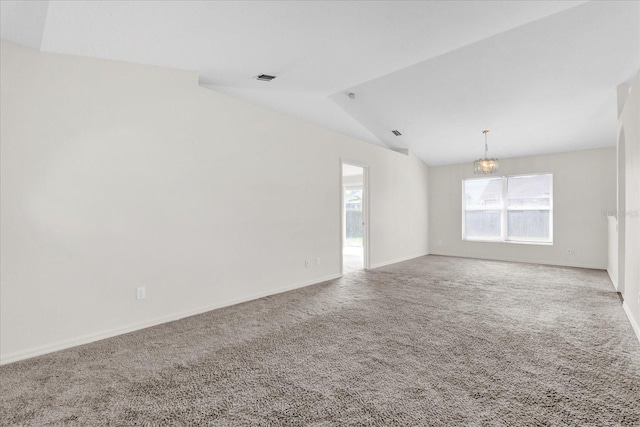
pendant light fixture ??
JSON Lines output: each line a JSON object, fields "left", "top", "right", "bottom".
{"left": 474, "top": 130, "right": 499, "bottom": 174}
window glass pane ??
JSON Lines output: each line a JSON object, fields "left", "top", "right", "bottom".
{"left": 464, "top": 210, "right": 501, "bottom": 239}
{"left": 462, "top": 174, "right": 552, "bottom": 244}
{"left": 507, "top": 174, "right": 551, "bottom": 208}
{"left": 507, "top": 210, "right": 551, "bottom": 242}
{"left": 464, "top": 178, "right": 503, "bottom": 209}
{"left": 345, "top": 188, "right": 363, "bottom": 245}
{"left": 345, "top": 188, "right": 362, "bottom": 211}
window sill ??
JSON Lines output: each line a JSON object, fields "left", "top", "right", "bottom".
{"left": 463, "top": 238, "right": 553, "bottom": 246}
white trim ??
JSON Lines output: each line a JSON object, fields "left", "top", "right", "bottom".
{"left": 428, "top": 251, "right": 606, "bottom": 270}
{"left": 339, "top": 162, "right": 344, "bottom": 274}
{"left": 0, "top": 273, "right": 341, "bottom": 366}
{"left": 363, "top": 166, "right": 370, "bottom": 270}
{"left": 622, "top": 301, "right": 640, "bottom": 344}
{"left": 464, "top": 238, "right": 553, "bottom": 246}
{"left": 340, "top": 159, "right": 370, "bottom": 272}
{"left": 462, "top": 173, "right": 553, "bottom": 245}
{"left": 369, "top": 253, "right": 429, "bottom": 269}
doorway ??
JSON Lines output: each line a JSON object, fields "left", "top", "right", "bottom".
{"left": 341, "top": 162, "right": 368, "bottom": 273}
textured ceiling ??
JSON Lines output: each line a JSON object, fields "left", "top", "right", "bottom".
{"left": 1, "top": 0, "right": 638, "bottom": 165}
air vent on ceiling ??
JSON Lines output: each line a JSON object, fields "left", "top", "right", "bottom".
{"left": 256, "top": 74, "right": 277, "bottom": 81}
{"left": 391, "top": 130, "right": 402, "bottom": 136}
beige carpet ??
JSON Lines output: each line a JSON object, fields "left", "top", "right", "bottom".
{"left": 1, "top": 255, "right": 639, "bottom": 426}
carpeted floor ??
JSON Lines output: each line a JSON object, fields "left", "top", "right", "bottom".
{"left": 1, "top": 255, "right": 639, "bottom": 426}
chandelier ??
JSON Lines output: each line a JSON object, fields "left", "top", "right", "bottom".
{"left": 474, "top": 130, "right": 499, "bottom": 174}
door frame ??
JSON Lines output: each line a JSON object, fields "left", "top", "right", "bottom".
{"left": 340, "top": 159, "right": 370, "bottom": 273}
{"left": 617, "top": 127, "right": 626, "bottom": 294}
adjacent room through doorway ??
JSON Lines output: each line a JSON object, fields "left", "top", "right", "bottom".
{"left": 342, "top": 163, "right": 366, "bottom": 273}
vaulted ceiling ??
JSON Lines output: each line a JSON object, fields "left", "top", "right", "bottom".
{"left": 1, "top": 1, "right": 638, "bottom": 166}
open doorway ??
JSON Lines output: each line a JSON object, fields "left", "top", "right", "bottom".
{"left": 341, "top": 162, "right": 368, "bottom": 273}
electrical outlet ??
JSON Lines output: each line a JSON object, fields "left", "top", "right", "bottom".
{"left": 305, "top": 259, "right": 310, "bottom": 268}
{"left": 316, "top": 257, "right": 321, "bottom": 266}
{"left": 136, "top": 287, "right": 146, "bottom": 300}
{"left": 566, "top": 249, "right": 575, "bottom": 255}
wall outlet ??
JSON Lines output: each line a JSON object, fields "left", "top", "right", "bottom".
{"left": 566, "top": 249, "right": 575, "bottom": 255}
{"left": 305, "top": 259, "right": 310, "bottom": 268}
{"left": 136, "top": 287, "right": 146, "bottom": 300}
{"left": 316, "top": 257, "right": 321, "bottom": 266}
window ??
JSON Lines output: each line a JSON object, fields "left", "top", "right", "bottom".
{"left": 463, "top": 174, "right": 552, "bottom": 244}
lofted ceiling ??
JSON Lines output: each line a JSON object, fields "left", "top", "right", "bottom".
{"left": 1, "top": 0, "right": 638, "bottom": 166}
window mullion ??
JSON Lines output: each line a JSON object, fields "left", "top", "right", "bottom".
{"left": 502, "top": 177, "right": 508, "bottom": 241}
{"left": 463, "top": 173, "right": 552, "bottom": 244}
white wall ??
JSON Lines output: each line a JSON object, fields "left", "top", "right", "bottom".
{"left": 0, "top": 40, "right": 429, "bottom": 364}
{"left": 618, "top": 71, "right": 640, "bottom": 340}
{"left": 429, "top": 148, "right": 616, "bottom": 269}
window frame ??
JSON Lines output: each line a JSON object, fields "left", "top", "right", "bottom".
{"left": 462, "top": 173, "right": 553, "bottom": 245}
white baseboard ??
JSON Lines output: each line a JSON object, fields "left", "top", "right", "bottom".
{"left": 428, "top": 251, "right": 606, "bottom": 270}
{"left": 622, "top": 301, "right": 640, "bottom": 344}
{"left": 0, "top": 273, "right": 341, "bottom": 366}
{"left": 369, "top": 252, "right": 429, "bottom": 269}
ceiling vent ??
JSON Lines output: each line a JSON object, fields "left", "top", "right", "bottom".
{"left": 256, "top": 74, "right": 277, "bottom": 81}
{"left": 392, "top": 130, "right": 402, "bottom": 136}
